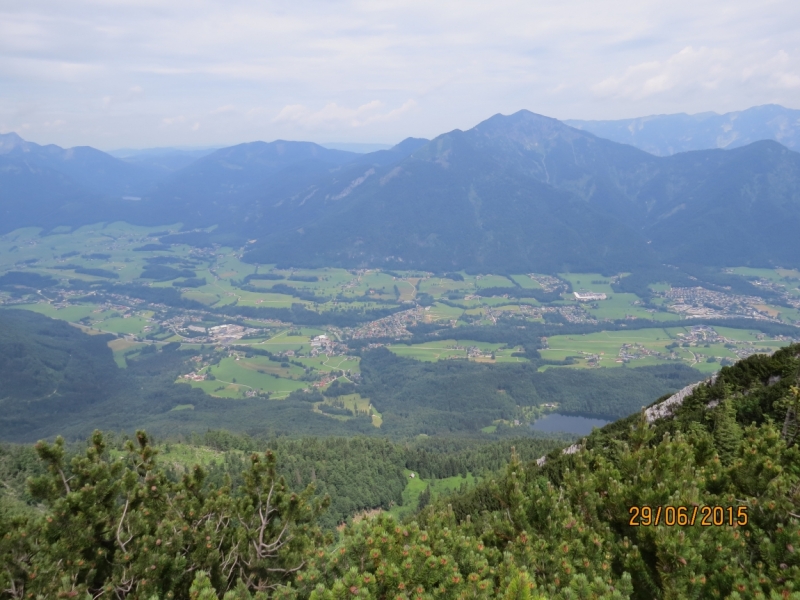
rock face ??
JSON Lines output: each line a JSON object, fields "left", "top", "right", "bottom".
{"left": 535, "top": 373, "right": 720, "bottom": 467}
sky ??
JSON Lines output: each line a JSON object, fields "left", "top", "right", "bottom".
{"left": 1, "top": 0, "right": 799, "bottom": 150}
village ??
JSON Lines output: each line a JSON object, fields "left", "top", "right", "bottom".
{"left": 660, "top": 286, "right": 782, "bottom": 321}
{"left": 347, "top": 306, "right": 424, "bottom": 339}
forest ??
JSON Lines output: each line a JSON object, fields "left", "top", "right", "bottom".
{"left": 0, "top": 344, "right": 798, "bottom": 598}
{"left": 359, "top": 348, "right": 704, "bottom": 434}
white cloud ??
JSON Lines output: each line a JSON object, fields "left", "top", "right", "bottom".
{"left": 592, "top": 46, "right": 731, "bottom": 100}
{"left": 591, "top": 45, "right": 800, "bottom": 105}
{"left": 273, "top": 100, "right": 417, "bottom": 129}
{"left": 0, "top": 0, "right": 798, "bottom": 147}
{"left": 743, "top": 51, "right": 800, "bottom": 90}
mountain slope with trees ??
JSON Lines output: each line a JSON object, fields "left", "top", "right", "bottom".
{"left": 243, "top": 111, "right": 800, "bottom": 271}
{"left": 1, "top": 345, "right": 798, "bottom": 598}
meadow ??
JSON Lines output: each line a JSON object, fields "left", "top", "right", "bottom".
{"left": 387, "top": 339, "right": 528, "bottom": 363}
{"left": 538, "top": 325, "right": 791, "bottom": 373}
{"left": 388, "top": 470, "right": 477, "bottom": 520}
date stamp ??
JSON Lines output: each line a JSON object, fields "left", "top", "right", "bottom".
{"left": 628, "top": 505, "right": 748, "bottom": 527}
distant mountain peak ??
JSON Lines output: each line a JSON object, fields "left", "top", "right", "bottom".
{"left": 472, "top": 110, "right": 586, "bottom": 150}
{"left": 0, "top": 131, "right": 33, "bottom": 154}
{"left": 566, "top": 104, "right": 800, "bottom": 155}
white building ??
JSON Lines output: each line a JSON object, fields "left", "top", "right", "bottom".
{"left": 574, "top": 292, "right": 607, "bottom": 302}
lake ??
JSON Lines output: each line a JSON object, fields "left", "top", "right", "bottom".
{"left": 530, "top": 413, "right": 610, "bottom": 435}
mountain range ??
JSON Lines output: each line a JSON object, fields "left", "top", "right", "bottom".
{"left": 566, "top": 104, "right": 800, "bottom": 155}
{"left": 2, "top": 105, "right": 800, "bottom": 273}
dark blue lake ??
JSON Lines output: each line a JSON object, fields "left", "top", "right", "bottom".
{"left": 530, "top": 413, "right": 610, "bottom": 435}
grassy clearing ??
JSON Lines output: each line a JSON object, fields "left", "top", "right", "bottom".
{"left": 388, "top": 472, "right": 476, "bottom": 520}
{"left": 387, "top": 339, "right": 527, "bottom": 363}
{"left": 474, "top": 275, "right": 516, "bottom": 289}
{"left": 178, "top": 354, "right": 309, "bottom": 399}
{"left": 509, "top": 274, "right": 542, "bottom": 289}
{"left": 107, "top": 338, "right": 145, "bottom": 367}
{"left": 315, "top": 393, "right": 379, "bottom": 426}
{"left": 157, "top": 443, "right": 235, "bottom": 469}
{"left": 558, "top": 273, "right": 615, "bottom": 294}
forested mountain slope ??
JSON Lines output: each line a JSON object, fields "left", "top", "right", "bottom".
{"left": 0, "top": 309, "right": 120, "bottom": 407}
{"left": 1, "top": 345, "right": 798, "bottom": 598}
{"left": 243, "top": 111, "right": 800, "bottom": 271}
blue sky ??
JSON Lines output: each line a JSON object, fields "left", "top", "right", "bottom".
{"left": 1, "top": 0, "right": 799, "bottom": 149}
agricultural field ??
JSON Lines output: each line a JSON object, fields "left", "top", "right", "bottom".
{"left": 422, "top": 303, "right": 464, "bottom": 323}
{"left": 387, "top": 339, "right": 528, "bottom": 363}
{"left": 473, "top": 275, "right": 517, "bottom": 289}
{"left": 177, "top": 353, "right": 309, "bottom": 399}
{"left": 557, "top": 273, "right": 614, "bottom": 294}
{"left": 295, "top": 355, "right": 361, "bottom": 373}
{"left": 539, "top": 325, "right": 793, "bottom": 373}
{"left": 583, "top": 293, "right": 680, "bottom": 322}
{"left": 509, "top": 274, "right": 542, "bottom": 289}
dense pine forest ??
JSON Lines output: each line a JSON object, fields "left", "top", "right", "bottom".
{"left": 1, "top": 345, "right": 799, "bottom": 599}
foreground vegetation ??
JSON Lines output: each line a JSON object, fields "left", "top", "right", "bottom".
{"left": 2, "top": 345, "right": 799, "bottom": 599}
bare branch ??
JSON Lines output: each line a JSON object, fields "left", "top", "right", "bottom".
{"left": 116, "top": 498, "right": 132, "bottom": 552}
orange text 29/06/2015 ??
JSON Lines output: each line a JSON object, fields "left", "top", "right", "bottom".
{"left": 628, "top": 505, "right": 748, "bottom": 527}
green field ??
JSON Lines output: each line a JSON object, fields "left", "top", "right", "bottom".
{"left": 558, "top": 273, "right": 615, "bottom": 294}
{"left": 388, "top": 471, "right": 476, "bottom": 520}
{"left": 509, "top": 274, "right": 542, "bottom": 289}
{"left": 314, "top": 392, "right": 381, "bottom": 427}
{"left": 178, "top": 354, "right": 308, "bottom": 399}
{"left": 387, "top": 339, "right": 528, "bottom": 363}
{"left": 296, "top": 355, "right": 361, "bottom": 373}
{"left": 539, "top": 326, "right": 794, "bottom": 372}
{"left": 423, "top": 303, "right": 464, "bottom": 322}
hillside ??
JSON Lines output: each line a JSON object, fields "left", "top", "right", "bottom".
{"left": 3, "top": 111, "right": 800, "bottom": 272}
{"left": 0, "top": 309, "right": 121, "bottom": 412}
{"left": 243, "top": 111, "right": 800, "bottom": 271}
{"left": 567, "top": 104, "right": 800, "bottom": 156}
{"left": 0, "top": 132, "right": 163, "bottom": 197}
{"left": 1, "top": 345, "right": 798, "bottom": 598}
